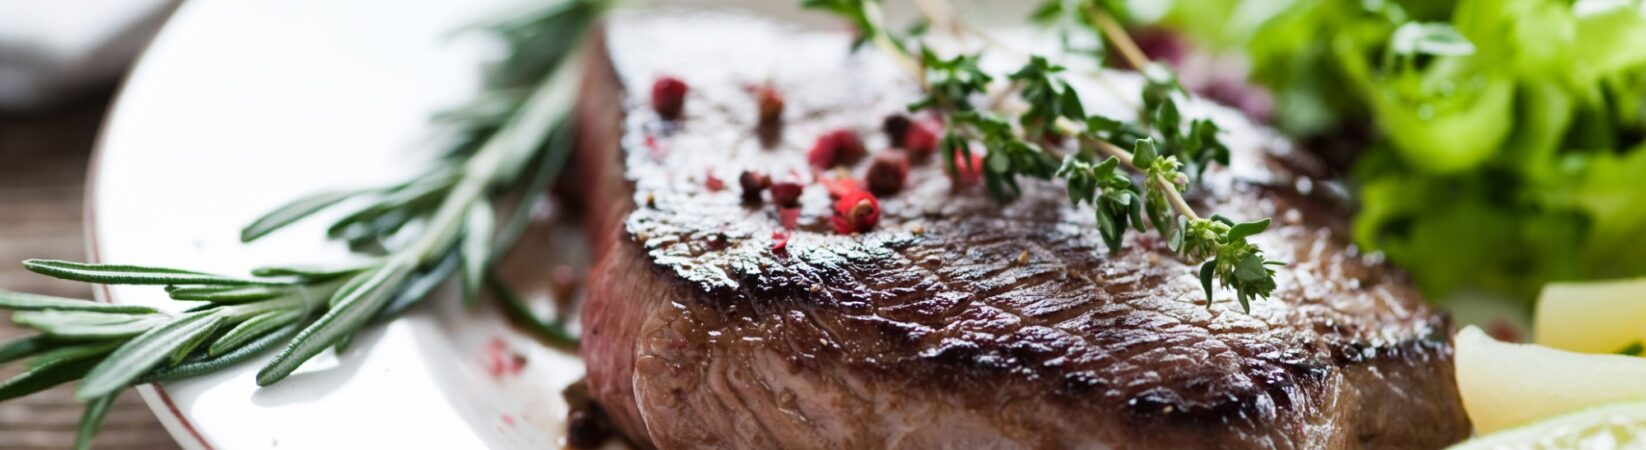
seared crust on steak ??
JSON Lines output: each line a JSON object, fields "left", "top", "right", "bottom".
{"left": 576, "top": 11, "right": 1470, "bottom": 450}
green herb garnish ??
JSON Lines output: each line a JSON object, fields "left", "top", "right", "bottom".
{"left": 805, "top": 0, "right": 1283, "bottom": 310}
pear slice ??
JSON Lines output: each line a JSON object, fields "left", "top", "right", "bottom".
{"left": 1455, "top": 325, "right": 1646, "bottom": 434}
{"left": 1534, "top": 277, "right": 1646, "bottom": 354}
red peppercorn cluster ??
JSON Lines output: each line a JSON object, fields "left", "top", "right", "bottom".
{"left": 651, "top": 76, "right": 688, "bottom": 120}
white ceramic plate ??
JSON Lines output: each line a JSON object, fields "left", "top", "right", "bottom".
{"left": 90, "top": 0, "right": 593, "bottom": 448}
{"left": 91, "top": 1, "right": 1036, "bottom": 448}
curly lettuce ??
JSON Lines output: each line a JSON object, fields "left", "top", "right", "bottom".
{"left": 1157, "top": 0, "right": 1646, "bottom": 302}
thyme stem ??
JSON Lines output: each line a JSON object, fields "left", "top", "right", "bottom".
{"left": 1157, "top": 175, "right": 1200, "bottom": 221}
{"left": 1084, "top": 6, "right": 1148, "bottom": 71}
{"left": 909, "top": 0, "right": 953, "bottom": 35}
{"left": 1088, "top": 138, "right": 1136, "bottom": 169}
{"left": 1071, "top": 121, "right": 1205, "bottom": 222}
{"left": 863, "top": 1, "right": 924, "bottom": 80}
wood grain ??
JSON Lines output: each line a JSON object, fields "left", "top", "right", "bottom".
{"left": 0, "top": 91, "right": 181, "bottom": 450}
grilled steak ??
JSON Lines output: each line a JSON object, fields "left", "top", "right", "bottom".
{"left": 574, "top": 11, "right": 1470, "bottom": 450}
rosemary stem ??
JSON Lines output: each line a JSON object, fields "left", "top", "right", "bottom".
{"left": 409, "top": 179, "right": 484, "bottom": 265}
{"left": 1084, "top": 6, "right": 1148, "bottom": 71}
{"left": 403, "top": 46, "right": 588, "bottom": 265}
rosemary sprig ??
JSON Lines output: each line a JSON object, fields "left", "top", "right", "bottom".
{"left": 0, "top": 1, "right": 602, "bottom": 447}
{"left": 0, "top": 262, "right": 328, "bottom": 449}
{"left": 239, "top": 0, "right": 599, "bottom": 384}
{"left": 805, "top": 0, "right": 1282, "bottom": 311}
{"left": 0, "top": 260, "right": 379, "bottom": 447}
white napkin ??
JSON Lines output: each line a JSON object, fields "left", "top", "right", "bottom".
{"left": 0, "top": 0, "right": 176, "bottom": 110}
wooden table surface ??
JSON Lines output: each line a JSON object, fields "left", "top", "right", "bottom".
{"left": 0, "top": 92, "right": 181, "bottom": 450}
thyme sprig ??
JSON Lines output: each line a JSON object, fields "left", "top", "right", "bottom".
{"left": 805, "top": 0, "right": 1282, "bottom": 311}
{"left": 0, "top": 1, "right": 604, "bottom": 447}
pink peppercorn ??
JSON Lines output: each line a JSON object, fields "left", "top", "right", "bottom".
{"left": 770, "top": 182, "right": 804, "bottom": 208}
{"left": 755, "top": 85, "right": 785, "bottom": 126}
{"left": 883, "top": 114, "right": 913, "bottom": 148}
{"left": 771, "top": 230, "right": 790, "bottom": 254}
{"left": 904, "top": 121, "right": 940, "bottom": 157}
{"left": 831, "top": 190, "right": 880, "bottom": 234}
{"left": 865, "top": 153, "right": 909, "bottom": 196}
{"left": 779, "top": 207, "right": 800, "bottom": 230}
{"left": 739, "top": 170, "right": 771, "bottom": 203}
{"left": 819, "top": 175, "right": 863, "bottom": 199}
{"left": 651, "top": 76, "right": 688, "bottom": 120}
{"left": 704, "top": 171, "right": 725, "bottom": 191}
{"left": 808, "top": 129, "right": 866, "bottom": 169}
{"left": 951, "top": 151, "right": 984, "bottom": 187}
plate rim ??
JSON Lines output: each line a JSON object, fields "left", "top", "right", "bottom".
{"left": 82, "top": 1, "right": 214, "bottom": 448}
